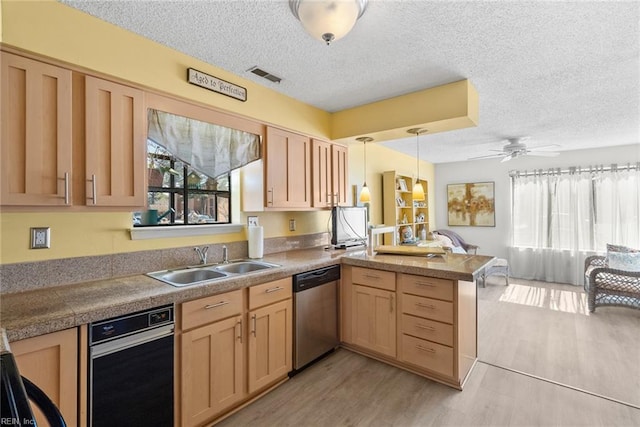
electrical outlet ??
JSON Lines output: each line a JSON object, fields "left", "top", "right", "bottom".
{"left": 30, "top": 227, "right": 50, "bottom": 249}
{"left": 248, "top": 216, "right": 259, "bottom": 227}
{"left": 289, "top": 219, "right": 296, "bottom": 232}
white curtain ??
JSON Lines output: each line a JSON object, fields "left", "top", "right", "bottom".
{"left": 147, "top": 109, "right": 260, "bottom": 179}
{"left": 509, "top": 164, "right": 639, "bottom": 285}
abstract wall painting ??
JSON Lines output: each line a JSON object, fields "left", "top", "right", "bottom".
{"left": 447, "top": 182, "right": 495, "bottom": 227}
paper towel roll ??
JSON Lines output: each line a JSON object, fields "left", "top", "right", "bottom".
{"left": 248, "top": 226, "right": 264, "bottom": 259}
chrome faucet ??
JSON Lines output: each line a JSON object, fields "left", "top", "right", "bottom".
{"left": 222, "top": 245, "right": 229, "bottom": 264}
{"left": 194, "top": 246, "right": 209, "bottom": 265}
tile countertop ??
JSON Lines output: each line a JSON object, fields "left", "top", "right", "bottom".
{"left": 0, "top": 247, "right": 494, "bottom": 342}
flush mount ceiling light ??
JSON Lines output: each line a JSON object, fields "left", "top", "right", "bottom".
{"left": 407, "top": 128, "right": 427, "bottom": 201}
{"left": 355, "top": 136, "right": 373, "bottom": 203}
{"left": 289, "top": 0, "right": 368, "bottom": 45}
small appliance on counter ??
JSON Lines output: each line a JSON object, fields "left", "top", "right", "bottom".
{"left": 0, "top": 329, "right": 67, "bottom": 427}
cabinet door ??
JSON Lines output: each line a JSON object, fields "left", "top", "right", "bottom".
{"left": 12, "top": 328, "right": 78, "bottom": 426}
{"left": 85, "top": 76, "right": 145, "bottom": 207}
{"left": 311, "top": 139, "right": 332, "bottom": 207}
{"left": 181, "top": 315, "right": 244, "bottom": 427}
{"left": 351, "top": 284, "right": 397, "bottom": 358}
{"left": 1, "top": 52, "right": 72, "bottom": 206}
{"left": 331, "top": 143, "right": 349, "bottom": 206}
{"left": 247, "top": 299, "right": 292, "bottom": 393}
{"left": 265, "top": 127, "right": 311, "bottom": 208}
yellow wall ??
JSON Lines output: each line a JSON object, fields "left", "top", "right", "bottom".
{"left": 348, "top": 143, "right": 436, "bottom": 228}
{"left": 0, "top": 0, "right": 440, "bottom": 264}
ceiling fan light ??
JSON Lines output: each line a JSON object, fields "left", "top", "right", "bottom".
{"left": 290, "top": 0, "right": 368, "bottom": 45}
{"left": 412, "top": 182, "right": 425, "bottom": 201}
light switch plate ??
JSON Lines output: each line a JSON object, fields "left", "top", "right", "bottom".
{"left": 247, "top": 216, "right": 259, "bottom": 227}
{"left": 30, "top": 227, "right": 50, "bottom": 249}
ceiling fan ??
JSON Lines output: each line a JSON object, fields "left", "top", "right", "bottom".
{"left": 469, "top": 137, "right": 560, "bottom": 162}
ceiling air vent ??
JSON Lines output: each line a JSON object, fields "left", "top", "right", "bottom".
{"left": 247, "top": 66, "right": 282, "bottom": 84}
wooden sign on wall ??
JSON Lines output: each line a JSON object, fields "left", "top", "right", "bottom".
{"left": 187, "top": 68, "right": 247, "bottom": 102}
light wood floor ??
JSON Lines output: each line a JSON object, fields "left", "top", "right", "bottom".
{"left": 478, "top": 276, "right": 640, "bottom": 407}
{"left": 219, "top": 278, "right": 640, "bottom": 426}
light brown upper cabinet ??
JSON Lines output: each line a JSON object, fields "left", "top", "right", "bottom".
{"left": 332, "top": 143, "right": 349, "bottom": 206}
{"left": 311, "top": 140, "right": 349, "bottom": 208}
{"left": 1, "top": 52, "right": 73, "bottom": 206}
{"left": 265, "top": 126, "right": 311, "bottom": 209}
{"left": 85, "top": 76, "right": 145, "bottom": 207}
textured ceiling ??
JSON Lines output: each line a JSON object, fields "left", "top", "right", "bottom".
{"left": 59, "top": 0, "right": 640, "bottom": 163}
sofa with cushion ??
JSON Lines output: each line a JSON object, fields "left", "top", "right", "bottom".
{"left": 584, "top": 244, "right": 640, "bottom": 313}
{"left": 433, "top": 229, "right": 509, "bottom": 287}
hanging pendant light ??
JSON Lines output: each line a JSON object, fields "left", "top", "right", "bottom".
{"left": 355, "top": 136, "right": 373, "bottom": 203}
{"left": 407, "top": 128, "right": 426, "bottom": 201}
{"left": 289, "top": 0, "right": 369, "bottom": 45}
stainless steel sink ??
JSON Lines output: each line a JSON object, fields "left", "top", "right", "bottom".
{"left": 214, "top": 261, "right": 279, "bottom": 274}
{"left": 147, "top": 260, "right": 280, "bottom": 287}
{"left": 148, "top": 268, "right": 228, "bottom": 287}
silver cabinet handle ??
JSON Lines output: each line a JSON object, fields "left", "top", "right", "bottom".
{"left": 63, "top": 172, "right": 70, "bottom": 205}
{"left": 390, "top": 294, "right": 394, "bottom": 313}
{"left": 267, "top": 188, "right": 274, "bottom": 205}
{"left": 204, "top": 301, "right": 229, "bottom": 309}
{"left": 236, "top": 319, "right": 243, "bottom": 343}
{"left": 416, "top": 302, "right": 436, "bottom": 309}
{"left": 415, "top": 282, "right": 435, "bottom": 287}
{"left": 251, "top": 314, "right": 257, "bottom": 336}
{"left": 415, "top": 345, "right": 436, "bottom": 353}
{"left": 89, "top": 174, "right": 97, "bottom": 205}
{"left": 415, "top": 324, "right": 436, "bottom": 331}
{"left": 364, "top": 274, "right": 380, "bottom": 280}
{"left": 265, "top": 286, "right": 283, "bottom": 294}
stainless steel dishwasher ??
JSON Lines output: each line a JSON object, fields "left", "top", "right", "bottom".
{"left": 292, "top": 265, "right": 340, "bottom": 374}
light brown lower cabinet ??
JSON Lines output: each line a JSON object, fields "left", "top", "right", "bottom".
{"left": 341, "top": 265, "right": 478, "bottom": 390}
{"left": 179, "top": 279, "right": 292, "bottom": 426}
{"left": 351, "top": 284, "right": 396, "bottom": 358}
{"left": 181, "top": 314, "right": 245, "bottom": 427}
{"left": 248, "top": 299, "right": 292, "bottom": 394}
{"left": 11, "top": 328, "right": 79, "bottom": 426}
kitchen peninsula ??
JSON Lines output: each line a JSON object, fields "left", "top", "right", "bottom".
{"left": 0, "top": 245, "right": 494, "bottom": 425}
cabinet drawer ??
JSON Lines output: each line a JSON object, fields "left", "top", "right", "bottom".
{"left": 351, "top": 267, "right": 395, "bottom": 291}
{"left": 399, "top": 274, "right": 453, "bottom": 301}
{"left": 249, "top": 277, "right": 292, "bottom": 310}
{"left": 401, "top": 334, "right": 453, "bottom": 378}
{"left": 181, "top": 290, "right": 243, "bottom": 330}
{"left": 402, "top": 294, "right": 453, "bottom": 324}
{"left": 401, "top": 314, "right": 453, "bottom": 347}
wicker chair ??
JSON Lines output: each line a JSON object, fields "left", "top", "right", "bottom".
{"left": 584, "top": 255, "right": 640, "bottom": 313}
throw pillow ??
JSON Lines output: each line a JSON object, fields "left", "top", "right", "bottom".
{"left": 433, "top": 234, "right": 454, "bottom": 248}
{"left": 607, "top": 247, "right": 640, "bottom": 272}
{"left": 606, "top": 243, "right": 640, "bottom": 253}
